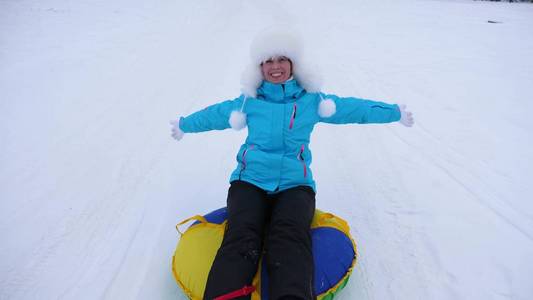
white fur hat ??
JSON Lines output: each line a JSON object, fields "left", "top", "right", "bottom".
{"left": 240, "top": 26, "right": 323, "bottom": 98}
{"left": 232, "top": 26, "right": 335, "bottom": 130}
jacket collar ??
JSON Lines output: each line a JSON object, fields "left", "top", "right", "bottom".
{"left": 256, "top": 79, "right": 305, "bottom": 103}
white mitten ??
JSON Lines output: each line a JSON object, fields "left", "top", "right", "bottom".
{"left": 169, "top": 119, "right": 185, "bottom": 141}
{"left": 398, "top": 104, "right": 414, "bottom": 127}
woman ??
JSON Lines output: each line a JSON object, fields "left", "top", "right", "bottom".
{"left": 170, "top": 28, "right": 413, "bottom": 300}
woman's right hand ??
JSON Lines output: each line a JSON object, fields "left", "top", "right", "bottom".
{"left": 170, "top": 119, "right": 185, "bottom": 141}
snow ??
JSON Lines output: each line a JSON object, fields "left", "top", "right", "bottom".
{"left": 1, "top": 0, "right": 533, "bottom": 299}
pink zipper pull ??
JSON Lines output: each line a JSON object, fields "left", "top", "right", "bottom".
{"left": 289, "top": 103, "right": 297, "bottom": 129}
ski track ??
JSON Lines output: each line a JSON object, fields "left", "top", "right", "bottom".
{"left": 389, "top": 124, "right": 533, "bottom": 243}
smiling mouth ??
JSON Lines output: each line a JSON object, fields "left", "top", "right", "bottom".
{"left": 270, "top": 72, "right": 283, "bottom": 78}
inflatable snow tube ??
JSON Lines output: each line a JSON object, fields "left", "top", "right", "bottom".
{"left": 172, "top": 207, "right": 357, "bottom": 300}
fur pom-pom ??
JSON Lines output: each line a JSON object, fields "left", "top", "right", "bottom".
{"left": 229, "top": 110, "right": 247, "bottom": 130}
{"left": 318, "top": 98, "right": 336, "bottom": 118}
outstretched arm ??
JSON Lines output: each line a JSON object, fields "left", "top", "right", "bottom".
{"left": 318, "top": 93, "right": 405, "bottom": 125}
{"left": 170, "top": 95, "right": 245, "bottom": 141}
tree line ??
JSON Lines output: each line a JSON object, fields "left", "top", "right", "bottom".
{"left": 476, "top": 0, "right": 533, "bottom": 2}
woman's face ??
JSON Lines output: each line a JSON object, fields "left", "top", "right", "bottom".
{"left": 261, "top": 56, "right": 292, "bottom": 84}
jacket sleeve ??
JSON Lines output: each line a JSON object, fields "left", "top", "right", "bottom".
{"left": 178, "top": 95, "right": 244, "bottom": 133}
{"left": 318, "top": 93, "right": 401, "bottom": 125}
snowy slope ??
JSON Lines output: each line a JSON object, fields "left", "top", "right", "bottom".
{"left": 1, "top": 0, "right": 533, "bottom": 299}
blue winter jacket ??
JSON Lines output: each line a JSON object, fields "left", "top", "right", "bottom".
{"left": 179, "top": 79, "right": 401, "bottom": 193}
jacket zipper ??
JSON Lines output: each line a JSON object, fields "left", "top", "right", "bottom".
{"left": 239, "top": 144, "right": 254, "bottom": 179}
{"left": 297, "top": 144, "right": 307, "bottom": 178}
{"left": 289, "top": 103, "right": 297, "bottom": 129}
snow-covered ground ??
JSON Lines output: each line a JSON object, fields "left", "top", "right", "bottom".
{"left": 1, "top": 0, "right": 533, "bottom": 299}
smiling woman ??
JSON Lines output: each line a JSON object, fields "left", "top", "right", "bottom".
{"left": 170, "top": 26, "right": 413, "bottom": 300}
{"left": 260, "top": 56, "right": 292, "bottom": 84}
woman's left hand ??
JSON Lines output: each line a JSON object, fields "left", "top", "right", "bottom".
{"left": 398, "top": 105, "right": 414, "bottom": 127}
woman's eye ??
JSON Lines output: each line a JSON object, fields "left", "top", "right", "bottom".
{"left": 279, "top": 57, "right": 287, "bottom": 62}
{"left": 265, "top": 59, "right": 273, "bottom": 64}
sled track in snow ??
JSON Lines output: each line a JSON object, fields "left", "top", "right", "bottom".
{"left": 388, "top": 124, "right": 533, "bottom": 243}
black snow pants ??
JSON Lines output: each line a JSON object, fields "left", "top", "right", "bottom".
{"left": 203, "top": 180, "right": 316, "bottom": 300}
